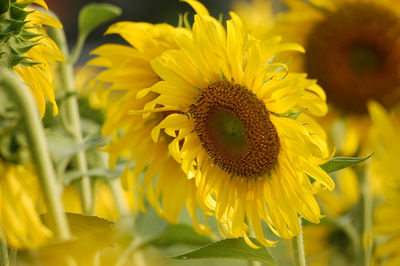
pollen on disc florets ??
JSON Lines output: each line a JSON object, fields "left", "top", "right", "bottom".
{"left": 305, "top": 2, "right": 400, "bottom": 113}
{"left": 190, "top": 81, "right": 280, "bottom": 178}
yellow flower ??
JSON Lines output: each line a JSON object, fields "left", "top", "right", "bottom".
{"left": 369, "top": 102, "right": 400, "bottom": 262}
{"left": 0, "top": 161, "right": 52, "bottom": 249}
{"left": 374, "top": 204, "right": 400, "bottom": 266}
{"left": 368, "top": 101, "right": 400, "bottom": 200}
{"left": 317, "top": 168, "right": 360, "bottom": 218}
{"left": 232, "top": 0, "right": 274, "bottom": 39}
{"left": 5, "top": 0, "right": 65, "bottom": 117}
{"left": 61, "top": 179, "right": 137, "bottom": 221}
{"left": 272, "top": 0, "right": 400, "bottom": 115}
{"left": 147, "top": 0, "right": 334, "bottom": 247}
{"left": 303, "top": 223, "right": 358, "bottom": 266}
{"left": 88, "top": 21, "right": 211, "bottom": 234}
{"left": 368, "top": 101, "right": 400, "bottom": 265}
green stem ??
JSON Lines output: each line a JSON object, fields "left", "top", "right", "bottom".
{"left": 0, "top": 67, "right": 70, "bottom": 240}
{"left": 333, "top": 217, "right": 362, "bottom": 260}
{"left": 48, "top": 27, "right": 94, "bottom": 215}
{"left": 8, "top": 249, "right": 16, "bottom": 266}
{"left": 115, "top": 236, "right": 143, "bottom": 266}
{"left": 292, "top": 217, "right": 306, "bottom": 266}
{"left": 99, "top": 153, "right": 129, "bottom": 217}
{"left": 0, "top": 241, "right": 9, "bottom": 266}
{"left": 107, "top": 178, "right": 129, "bottom": 216}
{"left": 68, "top": 34, "right": 87, "bottom": 65}
{"left": 362, "top": 167, "right": 373, "bottom": 266}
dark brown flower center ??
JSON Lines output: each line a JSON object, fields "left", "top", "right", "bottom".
{"left": 305, "top": 2, "right": 400, "bottom": 113}
{"left": 190, "top": 81, "right": 280, "bottom": 178}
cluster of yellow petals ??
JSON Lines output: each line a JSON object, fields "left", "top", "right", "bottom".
{"left": 0, "top": 162, "right": 51, "bottom": 249}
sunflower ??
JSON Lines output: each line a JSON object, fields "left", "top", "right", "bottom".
{"left": 144, "top": 0, "right": 334, "bottom": 247}
{"left": 0, "top": 161, "right": 52, "bottom": 249}
{"left": 0, "top": 0, "right": 65, "bottom": 117}
{"left": 88, "top": 21, "right": 211, "bottom": 234}
{"left": 368, "top": 101, "right": 400, "bottom": 265}
{"left": 270, "top": 0, "right": 400, "bottom": 114}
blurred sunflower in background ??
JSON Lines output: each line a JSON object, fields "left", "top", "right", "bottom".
{"left": 0, "top": 0, "right": 65, "bottom": 117}
{"left": 263, "top": 0, "right": 400, "bottom": 154}
{"left": 368, "top": 102, "right": 400, "bottom": 266}
{"left": 0, "top": 162, "right": 51, "bottom": 249}
{"left": 88, "top": 21, "right": 212, "bottom": 235}
{"left": 147, "top": 0, "right": 334, "bottom": 247}
{"left": 272, "top": 0, "right": 400, "bottom": 114}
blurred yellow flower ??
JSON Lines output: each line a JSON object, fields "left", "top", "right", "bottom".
{"left": 368, "top": 101, "right": 400, "bottom": 265}
{"left": 368, "top": 101, "right": 400, "bottom": 199}
{"left": 318, "top": 168, "right": 360, "bottom": 218}
{"left": 0, "top": 161, "right": 52, "bottom": 249}
{"left": 272, "top": 0, "right": 400, "bottom": 115}
{"left": 147, "top": 0, "right": 333, "bottom": 247}
{"left": 62, "top": 179, "right": 136, "bottom": 221}
{"left": 232, "top": 0, "right": 274, "bottom": 39}
{"left": 303, "top": 222, "right": 358, "bottom": 266}
{"left": 88, "top": 21, "right": 211, "bottom": 235}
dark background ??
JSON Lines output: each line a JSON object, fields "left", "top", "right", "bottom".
{"left": 45, "top": 0, "right": 233, "bottom": 63}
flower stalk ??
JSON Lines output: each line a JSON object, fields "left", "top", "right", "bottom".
{"left": 0, "top": 240, "right": 9, "bottom": 266}
{"left": 362, "top": 166, "right": 373, "bottom": 266}
{"left": 48, "top": 26, "right": 94, "bottom": 215}
{"left": 0, "top": 67, "right": 71, "bottom": 241}
{"left": 292, "top": 217, "right": 306, "bottom": 266}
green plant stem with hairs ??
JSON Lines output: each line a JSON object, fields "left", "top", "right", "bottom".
{"left": 0, "top": 66, "right": 71, "bottom": 241}
{"left": 292, "top": 217, "right": 307, "bottom": 266}
{"left": 48, "top": 26, "right": 94, "bottom": 215}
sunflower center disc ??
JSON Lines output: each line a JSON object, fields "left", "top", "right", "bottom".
{"left": 305, "top": 2, "right": 400, "bottom": 113}
{"left": 190, "top": 81, "right": 280, "bottom": 178}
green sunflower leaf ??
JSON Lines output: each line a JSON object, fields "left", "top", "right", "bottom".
{"left": 320, "top": 154, "right": 373, "bottom": 173}
{"left": 42, "top": 213, "right": 114, "bottom": 238}
{"left": 78, "top": 3, "right": 121, "bottom": 38}
{"left": 40, "top": 213, "right": 117, "bottom": 254}
{"left": 145, "top": 224, "right": 213, "bottom": 247}
{"left": 170, "top": 237, "right": 277, "bottom": 265}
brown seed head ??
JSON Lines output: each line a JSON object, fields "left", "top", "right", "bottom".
{"left": 190, "top": 81, "right": 280, "bottom": 178}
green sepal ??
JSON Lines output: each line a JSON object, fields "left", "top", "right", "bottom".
{"left": 275, "top": 109, "right": 305, "bottom": 120}
{"left": 13, "top": 0, "right": 33, "bottom": 10}
{"left": 0, "top": 0, "right": 42, "bottom": 68}
{"left": 0, "top": 0, "right": 10, "bottom": 15}
{"left": 1, "top": 18, "right": 27, "bottom": 34}
{"left": 17, "top": 60, "right": 40, "bottom": 67}
{"left": 10, "top": 4, "right": 33, "bottom": 21}
{"left": 20, "top": 29, "right": 43, "bottom": 39}
{"left": 11, "top": 40, "right": 38, "bottom": 54}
